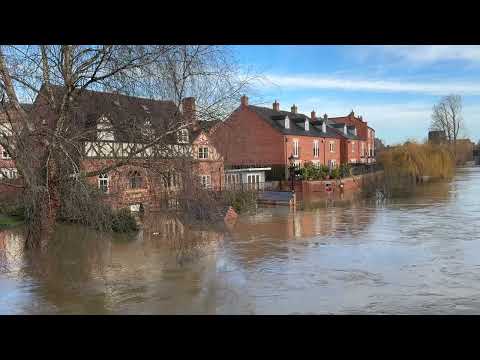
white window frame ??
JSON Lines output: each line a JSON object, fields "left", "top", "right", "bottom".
{"left": 328, "top": 159, "right": 337, "bottom": 169}
{"left": 198, "top": 146, "right": 209, "bottom": 159}
{"left": 285, "top": 116, "right": 290, "bottom": 129}
{"left": 199, "top": 174, "right": 211, "bottom": 189}
{"left": 313, "top": 140, "right": 319, "bottom": 158}
{"left": 225, "top": 173, "right": 240, "bottom": 185}
{"left": 304, "top": 120, "right": 309, "bottom": 131}
{"left": 293, "top": 139, "right": 299, "bottom": 158}
{"left": 329, "top": 141, "right": 336, "bottom": 153}
{"left": 98, "top": 173, "right": 109, "bottom": 193}
{"left": 312, "top": 160, "right": 320, "bottom": 168}
{"left": 0, "top": 168, "right": 17, "bottom": 179}
{"left": 1, "top": 146, "right": 11, "bottom": 159}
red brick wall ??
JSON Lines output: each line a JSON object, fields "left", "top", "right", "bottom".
{"left": 340, "top": 139, "right": 362, "bottom": 164}
{"left": 285, "top": 135, "right": 341, "bottom": 167}
{"left": 211, "top": 107, "right": 286, "bottom": 166}
{"left": 211, "top": 106, "right": 342, "bottom": 169}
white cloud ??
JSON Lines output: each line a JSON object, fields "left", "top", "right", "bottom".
{"left": 374, "top": 45, "right": 480, "bottom": 64}
{"left": 257, "top": 73, "right": 480, "bottom": 96}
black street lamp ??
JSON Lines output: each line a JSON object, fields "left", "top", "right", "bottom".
{"left": 288, "top": 154, "right": 295, "bottom": 192}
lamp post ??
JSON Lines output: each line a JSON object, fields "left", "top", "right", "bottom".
{"left": 288, "top": 154, "right": 295, "bottom": 192}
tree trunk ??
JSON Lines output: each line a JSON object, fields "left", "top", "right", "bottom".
{"left": 24, "top": 158, "right": 61, "bottom": 250}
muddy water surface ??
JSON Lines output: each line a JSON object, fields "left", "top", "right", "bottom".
{"left": 1, "top": 167, "right": 480, "bottom": 314}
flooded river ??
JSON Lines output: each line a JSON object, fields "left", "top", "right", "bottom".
{"left": 1, "top": 166, "right": 480, "bottom": 314}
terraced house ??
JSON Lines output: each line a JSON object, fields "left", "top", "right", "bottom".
{"left": 211, "top": 96, "right": 375, "bottom": 181}
{"left": 329, "top": 110, "right": 375, "bottom": 164}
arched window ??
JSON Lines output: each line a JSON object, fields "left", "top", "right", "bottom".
{"left": 129, "top": 170, "right": 143, "bottom": 189}
{"left": 98, "top": 174, "right": 109, "bottom": 193}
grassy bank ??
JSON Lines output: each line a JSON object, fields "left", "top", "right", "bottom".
{"left": 0, "top": 214, "right": 24, "bottom": 229}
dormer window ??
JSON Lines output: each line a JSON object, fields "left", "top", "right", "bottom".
{"left": 142, "top": 119, "right": 154, "bottom": 138}
{"left": 97, "top": 116, "right": 114, "bottom": 141}
{"left": 285, "top": 116, "right": 290, "bottom": 129}
{"left": 177, "top": 128, "right": 189, "bottom": 143}
{"left": 304, "top": 119, "right": 309, "bottom": 131}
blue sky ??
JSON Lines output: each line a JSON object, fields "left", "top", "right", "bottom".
{"left": 232, "top": 45, "right": 480, "bottom": 145}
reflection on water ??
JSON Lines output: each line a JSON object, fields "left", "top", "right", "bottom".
{"left": 1, "top": 167, "right": 480, "bottom": 314}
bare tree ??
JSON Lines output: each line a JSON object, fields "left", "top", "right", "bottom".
{"left": 0, "top": 45, "right": 254, "bottom": 250}
{"left": 430, "top": 94, "right": 464, "bottom": 156}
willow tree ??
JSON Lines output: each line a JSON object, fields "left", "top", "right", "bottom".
{"left": 0, "top": 45, "right": 253, "bottom": 249}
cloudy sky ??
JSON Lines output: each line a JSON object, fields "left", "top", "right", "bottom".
{"left": 232, "top": 45, "right": 480, "bottom": 145}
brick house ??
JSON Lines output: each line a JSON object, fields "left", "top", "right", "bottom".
{"left": 0, "top": 103, "right": 32, "bottom": 199}
{"left": 328, "top": 110, "right": 376, "bottom": 164}
{"left": 1, "top": 85, "right": 224, "bottom": 212}
{"left": 211, "top": 96, "right": 345, "bottom": 180}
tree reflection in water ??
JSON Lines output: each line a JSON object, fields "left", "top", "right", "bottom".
{"left": 0, "top": 214, "right": 228, "bottom": 314}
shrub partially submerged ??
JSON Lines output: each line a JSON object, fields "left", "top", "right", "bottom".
{"left": 222, "top": 190, "right": 257, "bottom": 214}
{"left": 58, "top": 179, "right": 138, "bottom": 233}
{"left": 299, "top": 162, "right": 351, "bottom": 180}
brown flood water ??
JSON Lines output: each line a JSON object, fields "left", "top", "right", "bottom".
{"left": 1, "top": 166, "right": 480, "bottom": 314}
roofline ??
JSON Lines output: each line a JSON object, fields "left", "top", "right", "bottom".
{"left": 247, "top": 105, "right": 342, "bottom": 139}
{"left": 225, "top": 167, "right": 272, "bottom": 173}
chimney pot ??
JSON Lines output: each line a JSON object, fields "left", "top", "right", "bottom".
{"left": 311, "top": 110, "right": 316, "bottom": 120}
{"left": 273, "top": 100, "right": 280, "bottom": 112}
{"left": 241, "top": 95, "right": 249, "bottom": 107}
{"left": 291, "top": 104, "right": 297, "bottom": 114}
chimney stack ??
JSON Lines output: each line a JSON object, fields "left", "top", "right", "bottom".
{"left": 182, "top": 97, "right": 198, "bottom": 130}
{"left": 311, "top": 110, "right": 316, "bottom": 120}
{"left": 291, "top": 104, "right": 297, "bottom": 114}
{"left": 273, "top": 100, "right": 280, "bottom": 112}
{"left": 241, "top": 95, "right": 249, "bottom": 107}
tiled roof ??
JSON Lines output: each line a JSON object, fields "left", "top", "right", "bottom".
{"left": 329, "top": 123, "right": 361, "bottom": 140}
{"left": 248, "top": 105, "right": 342, "bottom": 139}
{"left": 34, "top": 84, "right": 191, "bottom": 143}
